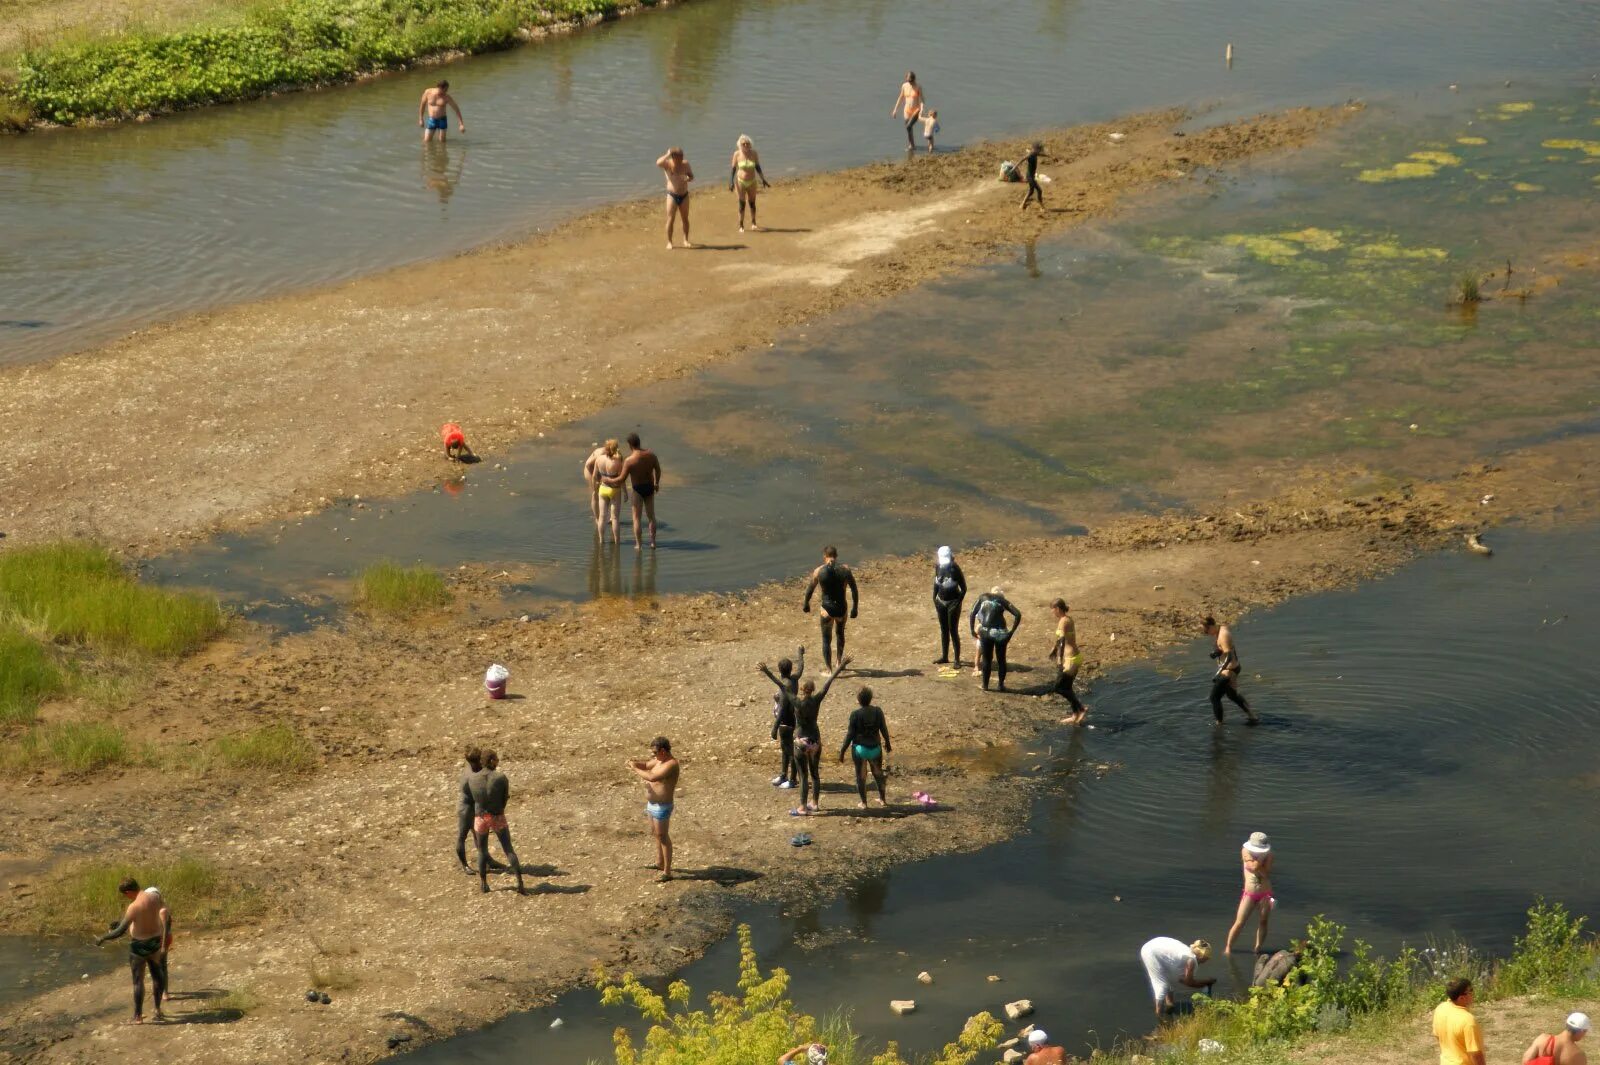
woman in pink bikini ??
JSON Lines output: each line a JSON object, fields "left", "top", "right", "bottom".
{"left": 1225, "top": 831, "right": 1274, "bottom": 954}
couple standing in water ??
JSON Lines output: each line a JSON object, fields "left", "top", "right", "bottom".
{"left": 656, "top": 135, "right": 770, "bottom": 249}
{"left": 583, "top": 433, "right": 661, "bottom": 549}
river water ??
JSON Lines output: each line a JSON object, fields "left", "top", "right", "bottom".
{"left": 1, "top": 0, "right": 1595, "bottom": 364}
{"left": 398, "top": 521, "right": 1600, "bottom": 1062}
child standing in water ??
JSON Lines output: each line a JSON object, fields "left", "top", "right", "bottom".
{"left": 921, "top": 110, "right": 940, "bottom": 153}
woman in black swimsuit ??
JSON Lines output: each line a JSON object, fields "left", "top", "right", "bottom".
{"left": 791, "top": 656, "right": 848, "bottom": 815}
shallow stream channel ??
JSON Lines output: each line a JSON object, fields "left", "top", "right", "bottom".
{"left": 397, "top": 521, "right": 1600, "bottom": 1061}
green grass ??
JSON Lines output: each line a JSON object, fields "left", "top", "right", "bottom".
{"left": 6, "top": 0, "right": 649, "bottom": 126}
{"left": 27, "top": 854, "right": 264, "bottom": 935}
{"left": 354, "top": 561, "right": 450, "bottom": 616}
{"left": 0, "top": 624, "right": 66, "bottom": 727}
{"left": 1, "top": 720, "right": 134, "bottom": 772}
{"left": 210, "top": 723, "right": 317, "bottom": 773}
{"left": 0, "top": 542, "right": 224, "bottom": 656}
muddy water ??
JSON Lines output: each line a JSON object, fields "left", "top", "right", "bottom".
{"left": 0, "top": 936, "right": 114, "bottom": 1009}
{"left": 2, "top": 0, "right": 1596, "bottom": 365}
{"left": 401, "top": 522, "right": 1600, "bottom": 1063}
{"left": 147, "top": 92, "right": 1600, "bottom": 624}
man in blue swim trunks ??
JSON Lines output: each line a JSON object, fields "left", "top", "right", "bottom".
{"left": 629, "top": 736, "right": 680, "bottom": 882}
{"left": 418, "top": 80, "right": 465, "bottom": 144}
{"left": 603, "top": 432, "right": 662, "bottom": 550}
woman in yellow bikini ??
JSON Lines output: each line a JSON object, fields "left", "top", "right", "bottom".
{"left": 728, "top": 135, "right": 770, "bottom": 233}
{"left": 1051, "top": 598, "right": 1088, "bottom": 725}
{"left": 594, "top": 439, "right": 627, "bottom": 544}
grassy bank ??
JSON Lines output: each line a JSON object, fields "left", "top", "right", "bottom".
{"left": 24, "top": 855, "right": 265, "bottom": 935}
{"left": 354, "top": 560, "right": 451, "bottom": 617}
{"left": 2, "top": 0, "right": 662, "bottom": 129}
{"left": 592, "top": 904, "right": 1599, "bottom": 1065}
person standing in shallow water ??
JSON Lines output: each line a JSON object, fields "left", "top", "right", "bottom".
{"left": 1051, "top": 598, "right": 1088, "bottom": 725}
{"left": 656, "top": 147, "right": 695, "bottom": 249}
{"left": 728, "top": 135, "right": 770, "bottom": 233}
{"left": 1203, "top": 614, "right": 1259, "bottom": 725}
{"left": 891, "top": 70, "right": 926, "bottom": 151}
{"left": 603, "top": 432, "right": 661, "bottom": 549}
{"left": 803, "top": 546, "right": 859, "bottom": 669}
{"left": 418, "top": 80, "right": 465, "bottom": 144}
{"left": 932, "top": 545, "right": 967, "bottom": 667}
{"left": 1225, "top": 831, "right": 1274, "bottom": 954}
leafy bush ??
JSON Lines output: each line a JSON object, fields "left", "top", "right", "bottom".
{"left": 596, "top": 924, "right": 1002, "bottom": 1065}
{"left": 0, "top": 542, "right": 223, "bottom": 655}
{"left": 1498, "top": 899, "right": 1592, "bottom": 997}
{"left": 14, "top": 0, "right": 643, "bottom": 124}
{"left": 355, "top": 560, "right": 450, "bottom": 616}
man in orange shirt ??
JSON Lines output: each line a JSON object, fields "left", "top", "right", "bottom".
{"left": 1433, "top": 978, "right": 1486, "bottom": 1065}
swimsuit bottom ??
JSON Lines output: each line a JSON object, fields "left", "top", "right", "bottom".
{"left": 852, "top": 744, "right": 882, "bottom": 761}
{"left": 474, "top": 813, "right": 508, "bottom": 834}
{"left": 984, "top": 627, "right": 1012, "bottom": 644}
{"left": 667, "top": 191, "right": 687, "bottom": 205}
{"left": 130, "top": 935, "right": 164, "bottom": 959}
{"left": 598, "top": 484, "right": 616, "bottom": 500}
{"left": 797, "top": 736, "right": 821, "bottom": 751}
{"left": 425, "top": 116, "right": 448, "bottom": 131}
{"left": 737, "top": 178, "right": 759, "bottom": 191}
{"left": 820, "top": 602, "right": 847, "bottom": 619}
{"left": 646, "top": 801, "right": 674, "bottom": 822}
{"left": 1242, "top": 890, "right": 1274, "bottom": 905}
{"left": 634, "top": 481, "right": 657, "bottom": 498}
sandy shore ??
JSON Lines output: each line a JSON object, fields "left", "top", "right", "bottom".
{"left": 1, "top": 437, "right": 1594, "bottom": 1064}
{"left": 0, "top": 103, "right": 1355, "bottom": 555}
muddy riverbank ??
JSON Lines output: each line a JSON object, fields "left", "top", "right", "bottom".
{"left": 1, "top": 439, "right": 1594, "bottom": 1064}
{"left": 0, "top": 103, "right": 1352, "bottom": 557}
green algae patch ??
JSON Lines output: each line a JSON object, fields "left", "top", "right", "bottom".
{"left": 1409, "top": 150, "right": 1461, "bottom": 166}
{"left": 1512, "top": 182, "right": 1544, "bottom": 192}
{"left": 1221, "top": 234, "right": 1303, "bottom": 265}
{"left": 1349, "top": 241, "right": 1448, "bottom": 261}
{"left": 1499, "top": 102, "right": 1536, "bottom": 114}
{"left": 1358, "top": 160, "right": 1445, "bottom": 183}
{"left": 1541, "top": 139, "right": 1600, "bottom": 155}
{"left": 1278, "top": 227, "right": 1343, "bottom": 252}
{"left": 1456, "top": 136, "right": 1488, "bottom": 146}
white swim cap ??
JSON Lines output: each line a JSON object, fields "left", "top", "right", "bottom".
{"left": 937, "top": 545, "right": 953, "bottom": 564}
{"left": 807, "top": 1045, "right": 828, "bottom": 1064}
{"left": 1028, "top": 1030, "right": 1048, "bottom": 1045}
{"left": 1568, "top": 1012, "right": 1591, "bottom": 1033}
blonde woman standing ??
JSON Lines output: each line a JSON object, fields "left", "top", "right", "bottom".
{"left": 890, "top": 70, "right": 926, "bottom": 150}
{"left": 1225, "top": 831, "right": 1275, "bottom": 954}
{"left": 728, "top": 135, "right": 770, "bottom": 232}
{"left": 593, "top": 439, "right": 627, "bottom": 544}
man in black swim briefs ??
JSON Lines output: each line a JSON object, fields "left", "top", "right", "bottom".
{"left": 96, "top": 877, "right": 172, "bottom": 1023}
{"left": 803, "top": 546, "right": 859, "bottom": 669}
{"left": 603, "top": 432, "right": 663, "bottom": 550}
{"left": 757, "top": 646, "right": 806, "bottom": 789}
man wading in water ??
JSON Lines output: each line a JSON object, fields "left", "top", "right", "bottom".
{"left": 603, "top": 432, "right": 662, "bottom": 550}
{"left": 96, "top": 879, "right": 173, "bottom": 1023}
{"left": 629, "top": 737, "right": 680, "bottom": 882}
{"left": 418, "top": 80, "right": 465, "bottom": 144}
{"left": 1203, "top": 615, "right": 1259, "bottom": 725}
{"left": 803, "top": 546, "right": 859, "bottom": 669}
{"left": 656, "top": 147, "right": 695, "bottom": 249}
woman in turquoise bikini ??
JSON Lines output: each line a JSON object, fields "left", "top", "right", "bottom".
{"left": 838, "top": 686, "right": 892, "bottom": 809}
{"left": 728, "top": 135, "right": 770, "bottom": 233}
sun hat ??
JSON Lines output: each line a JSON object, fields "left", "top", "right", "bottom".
{"left": 1244, "top": 832, "right": 1272, "bottom": 855}
{"left": 1027, "top": 1030, "right": 1049, "bottom": 1046}
{"left": 1568, "top": 1012, "right": 1591, "bottom": 1033}
{"left": 937, "top": 546, "right": 953, "bottom": 564}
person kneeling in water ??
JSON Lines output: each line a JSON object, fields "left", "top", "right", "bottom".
{"left": 839, "top": 686, "right": 892, "bottom": 808}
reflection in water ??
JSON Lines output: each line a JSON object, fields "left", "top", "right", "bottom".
{"left": 847, "top": 874, "right": 891, "bottom": 929}
{"left": 650, "top": 1, "right": 739, "bottom": 115}
{"left": 422, "top": 145, "right": 467, "bottom": 206}
{"left": 586, "top": 540, "right": 659, "bottom": 600}
{"left": 1202, "top": 726, "right": 1240, "bottom": 833}
{"left": 1023, "top": 239, "right": 1042, "bottom": 279}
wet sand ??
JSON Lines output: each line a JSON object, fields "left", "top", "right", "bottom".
{"left": 0, "top": 103, "right": 1353, "bottom": 555}
{"left": 1, "top": 438, "right": 1594, "bottom": 1064}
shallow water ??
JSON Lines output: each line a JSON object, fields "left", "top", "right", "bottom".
{"left": 146, "top": 91, "right": 1600, "bottom": 625}
{"left": 2, "top": 0, "right": 1596, "bottom": 364}
{"left": 0, "top": 935, "right": 115, "bottom": 1010}
{"left": 401, "top": 521, "right": 1600, "bottom": 1062}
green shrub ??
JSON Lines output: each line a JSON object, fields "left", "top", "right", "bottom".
{"left": 14, "top": 0, "right": 641, "bottom": 124}
{"left": 596, "top": 924, "right": 1003, "bottom": 1065}
{"left": 355, "top": 560, "right": 450, "bottom": 616}
{"left": 1498, "top": 899, "right": 1592, "bottom": 997}
{"left": 0, "top": 624, "right": 66, "bottom": 727}
{"left": 25, "top": 854, "right": 264, "bottom": 935}
{"left": 0, "top": 542, "right": 224, "bottom": 655}
{"left": 211, "top": 723, "right": 317, "bottom": 773}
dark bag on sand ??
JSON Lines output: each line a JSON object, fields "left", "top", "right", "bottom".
{"left": 1252, "top": 950, "right": 1300, "bottom": 988}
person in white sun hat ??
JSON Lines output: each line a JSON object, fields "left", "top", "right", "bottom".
{"left": 1226, "top": 831, "right": 1276, "bottom": 955}
{"left": 1025, "top": 1027, "right": 1067, "bottom": 1064}
{"left": 1521, "top": 1012, "right": 1589, "bottom": 1065}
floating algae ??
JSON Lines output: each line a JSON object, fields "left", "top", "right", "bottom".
{"left": 1409, "top": 151, "right": 1462, "bottom": 166}
{"left": 1512, "top": 182, "right": 1544, "bottom": 192}
{"left": 1349, "top": 241, "right": 1449, "bottom": 261}
{"left": 1277, "top": 227, "right": 1344, "bottom": 251}
{"left": 1541, "top": 139, "right": 1600, "bottom": 155}
{"left": 1499, "top": 102, "right": 1536, "bottom": 113}
{"left": 1456, "top": 136, "right": 1489, "bottom": 146}
{"left": 1220, "top": 234, "right": 1304, "bottom": 265}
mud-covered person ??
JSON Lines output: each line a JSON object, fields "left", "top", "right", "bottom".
{"left": 757, "top": 645, "right": 806, "bottom": 789}
{"left": 803, "top": 545, "right": 859, "bottom": 669}
{"left": 603, "top": 432, "right": 662, "bottom": 550}
{"left": 467, "top": 750, "right": 526, "bottom": 895}
{"left": 657, "top": 147, "right": 696, "bottom": 249}
{"left": 418, "top": 80, "right": 465, "bottom": 144}
{"left": 630, "top": 737, "right": 680, "bottom": 882}
{"left": 95, "top": 878, "right": 172, "bottom": 1023}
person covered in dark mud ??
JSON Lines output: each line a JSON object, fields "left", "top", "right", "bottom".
{"left": 1017, "top": 140, "right": 1047, "bottom": 210}
{"left": 1203, "top": 615, "right": 1259, "bottom": 725}
{"left": 467, "top": 750, "right": 526, "bottom": 895}
{"left": 838, "top": 686, "right": 892, "bottom": 808}
{"left": 629, "top": 736, "right": 680, "bottom": 882}
{"left": 95, "top": 878, "right": 172, "bottom": 1023}
{"left": 454, "top": 746, "right": 506, "bottom": 875}
{"left": 802, "top": 545, "right": 859, "bottom": 669}
{"left": 790, "top": 656, "right": 849, "bottom": 816}
{"left": 970, "top": 586, "right": 1022, "bottom": 691}
{"left": 1051, "top": 598, "right": 1088, "bottom": 725}
{"left": 602, "top": 432, "right": 662, "bottom": 550}
{"left": 757, "top": 646, "right": 806, "bottom": 789}
{"left": 932, "top": 545, "right": 967, "bottom": 667}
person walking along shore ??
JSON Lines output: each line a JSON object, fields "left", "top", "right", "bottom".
{"left": 1204, "top": 615, "right": 1259, "bottom": 725}
{"left": 1050, "top": 598, "right": 1087, "bottom": 724}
